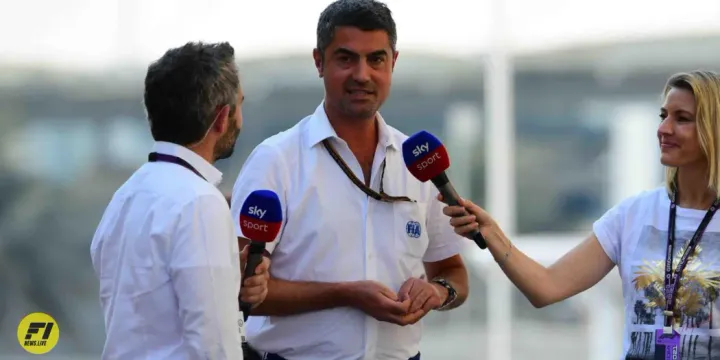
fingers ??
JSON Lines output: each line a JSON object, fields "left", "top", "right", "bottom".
{"left": 397, "top": 278, "right": 415, "bottom": 302}
{"left": 442, "top": 205, "right": 468, "bottom": 217}
{"left": 382, "top": 305, "right": 427, "bottom": 326}
{"left": 240, "top": 287, "right": 266, "bottom": 305}
{"left": 240, "top": 277, "right": 267, "bottom": 305}
{"left": 399, "top": 308, "right": 427, "bottom": 326}
{"left": 445, "top": 212, "right": 480, "bottom": 236}
{"left": 409, "top": 288, "right": 430, "bottom": 313}
{"left": 239, "top": 246, "right": 249, "bottom": 268}
{"left": 242, "top": 256, "right": 270, "bottom": 285}
{"left": 449, "top": 215, "right": 476, "bottom": 227}
{"left": 377, "top": 284, "right": 399, "bottom": 302}
{"left": 381, "top": 296, "right": 411, "bottom": 316}
{"left": 242, "top": 257, "right": 271, "bottom": 302}
{"left": 404, "top": 279, "right": 423, "bottom": 312}
{"left": 243, "top": 271, "right": 268, "bottom": 287}
{"left": 253, "top": 256, "right": 271, "bottom": 276}
{"left": 421, "top": 295, "right": 443, "bottom": 313}
{"left": 454, "top": 222, "right": 479, "bottom": 236}
{"left": 458, "top": 198, "right": 475, "bottom": 208}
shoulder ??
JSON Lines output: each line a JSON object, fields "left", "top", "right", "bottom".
{"left": 241, "top": 116, "right": 315, "bottom": 168}
{"left": 614, "top": 186, "right": 667, "bottom": 213}
{"left": 136, "top": 165, "right": 229, "bottom": 213}
{"left": 259, "top": 115, "right": 313, "bottom": 150}
{"left": 385, "top": 123, "right": 411, "bottom": 144}
{"left": 94, "top": 175, "right": 229, "bottom": 242}
{"left": 596, "top": 186, "right": 666, "bottom": 230}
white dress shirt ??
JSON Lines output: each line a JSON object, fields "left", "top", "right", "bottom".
{"left": 230, "top": 103, "right": 463, "bottom": 360}
{"left": 91, "top": 141, "right": 242, "bottom": 360}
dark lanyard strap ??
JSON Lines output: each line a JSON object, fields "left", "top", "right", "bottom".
{"left": 663, "top": 191, "right": 720, "bottom": 328}
{"left": 148, "top": 152, "right": 207, "bottom": 182}
{"left": 321, "top": 139, "right": 414, "bottom": 203}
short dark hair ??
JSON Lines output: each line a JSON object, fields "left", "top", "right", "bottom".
{"left": 316, "top": 0, "right": 397, "bottom": 55}
{"left": 143, "top": 41, "right": 239, "bottom": 146}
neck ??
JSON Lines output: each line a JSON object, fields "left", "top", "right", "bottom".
{"left": 676, "top": 164, "right": 715, "bottom": 209}
{"left": 187, "top": 142, "right": 215, "bottom": 165}
{"left": 325, "top": 105, "right": 378, "bottom": 155}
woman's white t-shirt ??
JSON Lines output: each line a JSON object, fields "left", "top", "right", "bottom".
{"left": 594, "top": 186, "right": 720, "bottom": 360}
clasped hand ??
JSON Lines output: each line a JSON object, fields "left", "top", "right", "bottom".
{"left": 352, "top": 277, "right": 447, "bottom": 326}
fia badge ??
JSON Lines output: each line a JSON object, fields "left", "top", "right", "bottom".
{"left": 655, "top": 328, "right": 680, "bottom": 360}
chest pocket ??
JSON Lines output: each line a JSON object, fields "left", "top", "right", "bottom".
{"left": 393, "top": 201, "right": 429, "bottom": 260}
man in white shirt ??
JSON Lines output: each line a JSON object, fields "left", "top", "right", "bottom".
{"left": 91, "top": 41, "right": 269, "bottom": 360}
{"left": 230, "top": 1, "right": 469, "bottom": 359}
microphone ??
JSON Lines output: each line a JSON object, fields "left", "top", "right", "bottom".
{"left": 238, "top": 189, "right": 282, "bottom": 320}
{"left": 401, "top": 130, "right": 487, "bottom": 249}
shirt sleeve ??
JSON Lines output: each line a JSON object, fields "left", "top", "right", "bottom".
{"left": 423, "top": 188, "right": 464, "bottom": 262}
{"left": 592, "top": 197, "right": 633, "bottom": 266}
{"left": 230, "top": 143, "right": 288, "bottom": 255}
{"left": 169, "top": 194, "right": 242, "bottom": 360}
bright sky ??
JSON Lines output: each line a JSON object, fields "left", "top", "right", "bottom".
{"left": 2, "top": 0, "right": 719, "bottom": 71}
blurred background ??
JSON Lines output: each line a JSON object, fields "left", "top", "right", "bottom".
{"left": 2, "top": 0, "right": 720, "bottom": 358}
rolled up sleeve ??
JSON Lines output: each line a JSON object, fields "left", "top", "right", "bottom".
{"left": 231, "top": 143, "right": 288, "bottom": 255}
{"left": 423, "top": 189, "right": 464, "bottom": 262}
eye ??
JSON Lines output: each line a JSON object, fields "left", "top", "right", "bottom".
{"left": 368, "top": 56, "right": 386, "bottom": 66}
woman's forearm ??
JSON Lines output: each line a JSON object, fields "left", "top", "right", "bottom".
{"left": 483, "top": 225, "right": 562, "bottom": 308}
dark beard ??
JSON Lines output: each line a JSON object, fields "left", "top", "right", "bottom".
{"left": 213, "top": 125, "right": 240, "bottom": 161}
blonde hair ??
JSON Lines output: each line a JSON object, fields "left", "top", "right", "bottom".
{"left": 663, "top": 70, "right": 720, "bottom": 197}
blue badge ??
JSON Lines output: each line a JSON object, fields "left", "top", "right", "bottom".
{"left": 406, "top": 221, "right": 421, "bottom": 238}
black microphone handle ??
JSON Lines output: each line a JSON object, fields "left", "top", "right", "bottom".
{"left": 430, "top": 173, "right": 488, "bottom": 249}
{"left": 239, "top": 241, "right": 266, "bottom": 321}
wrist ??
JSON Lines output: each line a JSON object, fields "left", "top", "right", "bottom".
{"left": 430, "top": 278, "right": 457, "bottom": 310}
{"left": 431, "top": 282, "right": 449, "bottom": 304}
{"left": 485, "top": 224, "right": 511, "bottom": 259}
{"left": 336, "top": 282, "right": 358, "bottom": 308}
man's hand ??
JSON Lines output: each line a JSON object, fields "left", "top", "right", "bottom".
{"left": 347, "top": 280, "right": 414, "bottom": 325}
{"left": 239, "top": 245, "right": 270, "bottom": 308}
{"left": 395, "top": 276, "right": 448, "bottom": 325}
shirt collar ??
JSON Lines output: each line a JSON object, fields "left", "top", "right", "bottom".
{"left": 305, "top": 102, "right": 397, "bottom": 150}
{"left": 151, "top": 141, "right": 224, "bottom": 186}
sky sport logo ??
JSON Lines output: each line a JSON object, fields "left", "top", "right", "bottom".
{"left": 16, "top": 312, "right": 59, "bottom": 355}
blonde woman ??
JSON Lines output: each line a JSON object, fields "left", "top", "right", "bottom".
{"left": 442, "top": 70, "right": 720, "bottom": 359}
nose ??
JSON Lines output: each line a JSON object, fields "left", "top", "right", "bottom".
{"left": 352, "top": 60, "right": 371, "bottom": 83}
{"left": 658, "top": 116, "right": 673, "bottom": 137}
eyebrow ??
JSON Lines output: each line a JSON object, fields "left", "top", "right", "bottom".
{"left": 661, "top": 107, "right": 694, "bottom": 116}
{"left": 333, "top": 48, "right": 389, "bottom": 58}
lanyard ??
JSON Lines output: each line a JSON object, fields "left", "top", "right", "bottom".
{"left": 148, "top": 152, "right": 207, "bottom": 182}
{"left": 321, "top": 139, "right": 414, "bottom": 203}
{"left": 662, "top": 191, "right": 720, "bottom": 332}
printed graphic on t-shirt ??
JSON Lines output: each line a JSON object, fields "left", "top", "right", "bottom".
{"left": 626, "top": 225, "right": 720, "bottom": 359}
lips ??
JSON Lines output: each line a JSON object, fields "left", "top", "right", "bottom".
{"left": 346, "top": 89, "right": 373, "bottom": 95}
{"left": 346, "top": 89, "right": 374, "bottom": 101}
{"left": 660, "top": 141, "right": 679, "bottom": 149}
